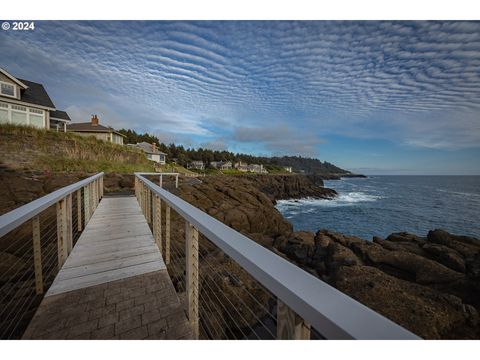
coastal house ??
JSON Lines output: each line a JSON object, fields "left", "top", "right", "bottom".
{"left": 220, "top": 161, "right": 232, "bottom": 170}
{"left": 209, "top": 161, "right": 222, "bottom": 169}
{"left": 128, "top": 142, "right": 166, "bottom": 164}
{"left": 187, "top": 160, "right": 205, "bottom": 170}
{"left": 284, "top": 166, "right": 293, "bottom": 173}
{"left": 234, "top": 161, "right": 249, "bottom": 172}
{"left": 0, "top": 67, "right": 71, "bottom": 131}
{"left": 210, "top": 160, "right": 233, "bottom": 170}
{"left": 67, "top": 115, "right": 125, "bottom": 145}
{"left": 249, "top": 164, "right": 268, "bottom": 174}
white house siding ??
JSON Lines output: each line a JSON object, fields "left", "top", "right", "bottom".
{"left": 0, "top": 100, "right": 46, "bottom": 129}
{"left": 111, "top": 133, "right": 124, "bottom": 145}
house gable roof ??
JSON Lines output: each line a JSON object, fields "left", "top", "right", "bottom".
{"left": 50, "top": 110, "right": 71, "bottom": 121}
{"left": 67, "top": 122, "right": 126, "bottom": 137}
{"left": 0, "top": 67, "right": 28, "bottom": 89}
{"left": 16, "top": 78, "right": 56, "bottom": 108}
{"left": 134, "top": 142, "right": 166, "bottom": 155}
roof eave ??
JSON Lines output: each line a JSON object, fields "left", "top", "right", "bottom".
{"left": 0, "top": 97, "right": 55, "bottom": 111}
{"left": 0, "top": 68, "right": 29, "bottom": 89}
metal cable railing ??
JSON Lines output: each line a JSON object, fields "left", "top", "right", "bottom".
{"left": 0, "top": 173, "right": 104, "bottom": 339}
{"left": 135, "top": 172, "right": 420, "bottom": 340}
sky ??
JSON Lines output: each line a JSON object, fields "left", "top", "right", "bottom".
{"left": 1, "top": 21, "right": 480, "bottom": 174}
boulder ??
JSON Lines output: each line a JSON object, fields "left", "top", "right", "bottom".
{"left": 334, "top": 265, "right": 480, "bottom": 339}
{"left": 422, "top": 243, "right": 466, "bottom": 273}
{"left": 358, "top": 243, "right": 464, "bottom": 285}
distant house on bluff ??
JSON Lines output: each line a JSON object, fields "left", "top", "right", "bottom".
{"left": 187, "top": 160, "right": 205, "bottom": 170}
{"left": 67, "top": 115, "right": 125, "bottom": 145}
{"left": 0, "top": 67, "right": 71, "bottom": 131}
{"left": 128, "top": 142, "right": 166, "bottom": 164}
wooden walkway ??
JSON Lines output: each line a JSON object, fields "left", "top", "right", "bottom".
{"left": 23, "top": 196, "right": 192, "bottom": 340}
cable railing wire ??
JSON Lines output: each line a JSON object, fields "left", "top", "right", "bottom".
{"left": 0, "top": 174, "right": 102, "bottom": 339}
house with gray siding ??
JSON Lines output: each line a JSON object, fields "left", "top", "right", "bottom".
{"left": 128, "top": 142, "right": 166, "bottom": 164}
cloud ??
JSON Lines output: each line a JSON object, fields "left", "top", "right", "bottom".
{"left": 231, "top": 124, "right": 324, "bottom": 157}
{"left": 1, "top": 20, "right": 480, "bottom": 154}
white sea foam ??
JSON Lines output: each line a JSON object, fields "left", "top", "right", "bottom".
{"left": 437, "top": 189, "right": 480, "bottom": 198}
{"left": 275, "top": 192, "right": 382, "bottom": 211}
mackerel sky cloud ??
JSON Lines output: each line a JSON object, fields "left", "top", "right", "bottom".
{"left": 1, "top": 21, "right": 479, "bottom": 174}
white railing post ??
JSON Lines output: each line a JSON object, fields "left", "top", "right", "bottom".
{"left": 32, "top": 215, "right": 43, "bottom": 295}
{"left": 56, "top": 198, "right": 68, "bottom": 269}
{"left": 185, "top": 221, "right": 199, "bottom": 339}
{"left": 277, "top": 299, "right": 311, "bottom": 340}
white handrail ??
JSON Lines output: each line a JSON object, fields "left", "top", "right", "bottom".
{"left": 0, "top": 172, "right": 104, "bottom": 237}
{"left": 135, "top": 173, "right": 420, "bottom": 340}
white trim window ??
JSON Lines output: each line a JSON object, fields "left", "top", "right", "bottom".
{"left": 0, "top": 101, "right": 45, "bottom": 128}
{"left": 0, "top": 81, "right": 16, "bottom": 98}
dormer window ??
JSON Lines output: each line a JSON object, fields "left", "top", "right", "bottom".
{"left": 0, "top": 81, "right": 16, "bottom": 98}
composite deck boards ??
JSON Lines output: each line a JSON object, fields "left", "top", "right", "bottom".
{"left": 24, "top": 195, "right": 192, "bottom": 340}
{"left": 46, "top": 196, "right": 166, "bottom": 296}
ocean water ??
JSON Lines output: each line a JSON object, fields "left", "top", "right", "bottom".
{"left": 275, "top": 176, "right": 480, "bottom": 240}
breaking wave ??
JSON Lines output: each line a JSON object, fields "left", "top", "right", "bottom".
{"left": 275, "top": 192, "right": 382, "bottom": 211}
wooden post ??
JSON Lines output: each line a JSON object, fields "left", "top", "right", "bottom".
{"left": 56, "top": 198, "right": 68, "bottom": 269}
{"left": 147, "top": 188, "right": 152, "bottom": 224}
{"left": 77, "top": 189, "right": 82, "bottom": 232}
{"left": 142, "top": 183, "right": 146, "bottom": 215}
{"left": 153, "top": 195, "right": 162, "bottom": 253}
{"left": 159, "top": 174, "right": 163, "bottom": 188}
{"left": 96, "top": 178, "right": 100, "bottom": 204}
{"left": 277, "top": 299, "right": 311, "bottom": 339}
{"left": 185, "top": 222, "right": 199, "bottom": 339}
{"left": 165, "top": 205, "right": 171, "bottom": 265}
{"left": 32, "top": 215, "right": 43, "bottom": 295}
{"left": 134, "top": 177, "right": 138, "bottom": 199}
{"left": 99, "top": 176, "right": 104, "bottom": 198}
{"left": 148, "top": 189, "right": 153, "bottom": 225}
{"left": 93, "top": 179, "right": 97, "bottom": 208}
{"left": 89, "top": 181, "right": 94, "bottom": 216}
{"left": 66, "top": 193, "right": 73, "bottom": 254}
{"left": 175, "top": 174, "right": 179, "bottom": 188}
{"left": 84, "top": 185, "right": 90, "bottom": 226}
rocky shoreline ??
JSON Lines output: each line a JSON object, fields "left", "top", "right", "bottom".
{"left": 1, "top": 171, "right": 479, "bottom": 339}
{"left": 178, "top": 174, "right": 480, "bottom": 339}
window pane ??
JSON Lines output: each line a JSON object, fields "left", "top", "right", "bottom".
{"left": 11, "top": 105, "right": 26, "bottom": 111}
{"left": 29, "top": 114, "right": 44, "bottom": 128}
{"left": 0, "top": 109, "right": 8, "bottom": 123}
{"left": 11, "top": 111, "right": 27, "bottom": 125}
{"left": 1, "top": 83, "right": 15, "bottom": 97}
